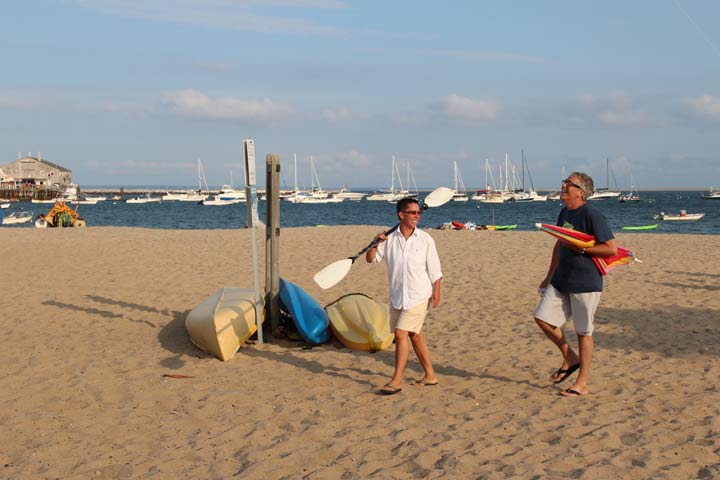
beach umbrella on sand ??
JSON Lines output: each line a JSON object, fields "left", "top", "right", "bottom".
{"left": 535, "top": 223, "right": 640, "bottom": 276}
{"left": 314, "top": 187, "right": 455, "bottom": 289}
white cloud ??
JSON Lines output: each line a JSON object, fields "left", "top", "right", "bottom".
{"left": 321, "top": 107, "right": 352, "bottom": 122}
{"left": 596, "top": 110, "right": 652, "bottom": 127}
{"left": 683, "top": 94, "right": 720, "bottom": 120}
{"left": 74, "top": 0, "right": 349, "bottom": 35}
{"left": 440, "top": 94, "right": 498, "bottom": 121}
{"left": 573, "top": 93, "right": 655, "bottom": 128}
{"left": 161, "top": 89, "right": 292, "bottom": 120}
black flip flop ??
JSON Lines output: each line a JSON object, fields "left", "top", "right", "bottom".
{"left": 380, "top": 385, "right": 402, "bottom": 395}
{"left": 552, "top": 363, "right": 580, "bottom": 384}
{"left": 559, "top": 388, "right": 585, "bottom": 397}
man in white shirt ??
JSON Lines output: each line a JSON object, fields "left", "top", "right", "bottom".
{"left": 366, "top": 197, "right": 443, "bottom": 395}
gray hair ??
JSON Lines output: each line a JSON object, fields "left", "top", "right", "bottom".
{"left": 570, "top": 172, "right": 594, "bottom": 200}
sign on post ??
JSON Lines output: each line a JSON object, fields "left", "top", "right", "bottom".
{"left": 243, "top": 138, "right": 263, "bottom": 344}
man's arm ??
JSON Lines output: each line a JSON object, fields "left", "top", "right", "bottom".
{"left": 540, "top": 241, "right": 561, "bottom": 289}
{"left": 584, "top": 239, "right": 618, "bottom": 257}
{"left": 431, "top": 278, "right": 442, "bottom": 308}
{"left": 365, "top": 232, "right": 386, "bottom": 263}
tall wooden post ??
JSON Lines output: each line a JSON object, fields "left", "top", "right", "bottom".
{"left": 265, "top": 154, "right": 281, "bottom": 336}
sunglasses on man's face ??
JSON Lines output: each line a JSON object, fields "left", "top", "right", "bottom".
{"left": 402, "top": 210, "right": 422, "bottom": 216}
{"left": 562, "top": 178, "right": 584, "bottom": 191}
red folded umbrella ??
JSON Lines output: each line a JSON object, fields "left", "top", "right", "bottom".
{"left": 535, "top": 223, "right": 639, "bottom": 276}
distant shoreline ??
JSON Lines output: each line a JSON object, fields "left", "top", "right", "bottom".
{"left": 79, "top": 186, "right": 713, "bottom": 193}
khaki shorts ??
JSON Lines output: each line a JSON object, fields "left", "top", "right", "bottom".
{"left": 390, "top": 300, "right": 429, "bottom": 334}
{"left": 534, "top": 284, "right": 601, "bottom": 336}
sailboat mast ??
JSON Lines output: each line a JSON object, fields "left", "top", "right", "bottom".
{"left": 197, "top": 157, "right": 201, "bottom": 191}
{"left": 391, "top": 155, "right": 395, "bottom": 193}
{"left": 606, "top": 157, "right": 610, "bottom": 190}
{"left": 485, "top": 158, "right": 489, "bottom": 190}
{"left": 310, "top": 156, "right": 315, "bottom": 192}
{"left": 504, "top": 153, "right": 509, "bottom": 192}
{"left": 293, "top": 153, "right": 298, "bottom": 192}
{"left": 406, "top": 160, "right": 410, "bottom": 193}
{"left": 521, "top": 149, "right": 525, "bottom": 191}
{"left": 454, "top": 161, "right": 458, "bottom": 191}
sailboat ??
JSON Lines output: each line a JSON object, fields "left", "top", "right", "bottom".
{"left": 390, "top": 159, "right": 418, "bottom": 202}
{"left": 547, "top": 165, "right": 565, "bottom": 200}
{"left": 451, "top": 161, "right": 469, "bottom": 202}
{"left": 507, "top": 150, "right": 546, "bottom": 202}
{"left": 587, "top": 158, "right": 621, "bottom": 200}
{"left": 298, "top": 157, "right": 342, "bottom": 204}
{"left": 201, "top": 160, "right": 241, "bottom": 206}
{"left": 367, "top": 156, "right": 400, "bottom": 201}
{"left": 619, "top": 171, "right": 641, "bottom": 202}
{"left": 162, "top": 158, "right": 210, "bottom": 202}
{"left": 285, "top": 154, "right": 309, "bottom": 203}
{"left": 473, "top": 158, "right": 504, "bottom": 203}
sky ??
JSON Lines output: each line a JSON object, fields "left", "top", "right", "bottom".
{"left": 1, "top": 0, "right": 720, "bottom": 190}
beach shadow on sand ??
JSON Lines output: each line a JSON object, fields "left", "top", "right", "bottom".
{"left": 596, "top": 306, "right": 720, "bottom": 358}
{"left": 45, "top": 295, "right": 199, "bottom": 369}
{"left": 43, "top": 298, "right": 160, "bottom": 328}
{"left": 241, "top": 340, "right": 547, "bottom": 391}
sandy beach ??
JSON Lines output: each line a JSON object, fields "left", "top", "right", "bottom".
{"left": 1, "top": 226, "right": 718, "bottom": 479}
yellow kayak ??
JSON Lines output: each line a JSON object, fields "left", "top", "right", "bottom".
{"left": 325, "top": 294, "right": 393, "bottom": 353}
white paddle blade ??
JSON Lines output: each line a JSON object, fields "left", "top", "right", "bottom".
{"left": 423, "top": 187, "right": 455, "bottom": 208}
{"left": 314, "top": 258, "right": 353, "bottom": 289}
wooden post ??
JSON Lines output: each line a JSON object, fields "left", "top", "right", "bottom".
{"left": 265, "top": 154, "right": 281, "bottom": 336}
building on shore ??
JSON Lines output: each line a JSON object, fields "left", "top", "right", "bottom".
{"left": 0, "top": 153, "right": 73, "bottom": 200}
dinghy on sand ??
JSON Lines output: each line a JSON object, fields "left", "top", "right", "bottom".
{"left": 325, "top": 293, "right": 393, "bottom": 352}
{"left": 185, "top": 287, "right": 263, "bottom": 361}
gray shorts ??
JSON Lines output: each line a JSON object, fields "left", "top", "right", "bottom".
{"left": 534, "top": 284, "right": 602, "bottom": 336}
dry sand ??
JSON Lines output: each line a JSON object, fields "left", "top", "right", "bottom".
{"left": 1, "top": 226, "right": 718, "bottom": 479}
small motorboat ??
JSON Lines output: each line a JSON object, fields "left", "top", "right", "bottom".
{"left": 619, "top": 193, "right": 641, "bottom": 203}
{"left": 701, "top": 188, "right": 720, "bottom": 200}
{"left": 2, "top": 211, "right": 33, "bottom": 225}
{"left": 126, "top": 194, "right": 161, "bottom": 204}
{"left": 0, "top": 202, "right": 10, "bottom": 209}
{"left": 656, "top": 211, "right": 705, "bottom": 221}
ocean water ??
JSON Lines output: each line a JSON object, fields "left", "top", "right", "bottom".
{"left": 2, "top": 191, "right": 718, "bottom": 234}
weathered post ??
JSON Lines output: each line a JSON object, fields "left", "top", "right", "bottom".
{"left": 265, "top": 154, "right": 281, "bottom": 336}
{"left": 243, "top": 139, "right": 263, "bottom": 343}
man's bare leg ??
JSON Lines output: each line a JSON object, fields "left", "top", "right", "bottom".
{"left": 386, "top": 329, "right": 410, "bottom": 388}
{"left": 409, "top": 331, "right": 438, "bottom": 384}
{"left": 535, "top": 318, "right": 579, "bottom": 380}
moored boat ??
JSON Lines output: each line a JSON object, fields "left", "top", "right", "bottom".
{"left": 2, "top": 211, "right": 33, "bottom": 225}
{"left": 656, "top": 211, "right": 704, "bottom": 221}
{"left": 701, "top": 187, "right": 720, "bottom": 200}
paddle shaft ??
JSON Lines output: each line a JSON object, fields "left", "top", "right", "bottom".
{"left": 349, "top": 224, "right": 399, "bottom": 262}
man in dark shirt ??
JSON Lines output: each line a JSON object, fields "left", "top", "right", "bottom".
{"left": 534, "top": 172, "right": 617, "bottom": 396}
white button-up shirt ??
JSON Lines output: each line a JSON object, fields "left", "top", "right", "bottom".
{"left": 375, "top": 228, "right": 442, "bottom": 310}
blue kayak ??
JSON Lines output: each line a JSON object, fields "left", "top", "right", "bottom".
{"left": 278, "top": 278, "right": 330, "bottom": 345}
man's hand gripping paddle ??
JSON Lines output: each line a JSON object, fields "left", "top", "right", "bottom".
{"left": 313, "top": 187, "right": 454, "bottom": 289}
